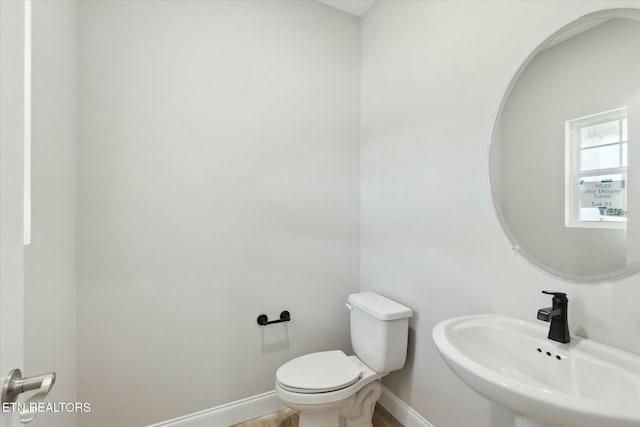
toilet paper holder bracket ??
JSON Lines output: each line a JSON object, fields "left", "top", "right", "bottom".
{"left": 257, "top": 311, "right": 290, "bottom": 326}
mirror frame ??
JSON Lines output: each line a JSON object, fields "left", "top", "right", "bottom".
{"left": 489, "top": 8, "right": 640, "bottom": 283}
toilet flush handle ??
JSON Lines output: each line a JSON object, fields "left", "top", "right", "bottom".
{"left": 345, "top": 302, "right": 353, "bottom": 311}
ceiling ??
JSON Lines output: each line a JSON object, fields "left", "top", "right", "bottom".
{"left": 317, "top": 0, "right": 376, "bottom": 17}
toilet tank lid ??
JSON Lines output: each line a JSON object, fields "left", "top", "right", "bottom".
{"left": 348, "top": 292, "right": 413, "bottom": 320}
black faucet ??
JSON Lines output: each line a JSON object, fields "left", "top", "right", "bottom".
{"left": 537, "top": 291, "right": 570, "bottom": 343}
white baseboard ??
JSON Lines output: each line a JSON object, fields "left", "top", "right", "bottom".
{"left": 379, "top": 385, "right": 434, "bottom": 427}
{"left": 146, "top": 384, "right": 433, "bottom": 427}
{"left": 145, "top": 390, "right": 283, "bottom": 427}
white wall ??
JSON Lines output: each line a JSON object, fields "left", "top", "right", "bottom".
{"left": 499, "top": 18, "right": 639, "bottom": 278}
{"left": 76, "top": 1, "right": 360, "bottom": 426}
{"left": 360, "top": 1, "right": 640, "bottom": 426}
{"left": 24, "top": 2, "right": 78, "bottom": 427}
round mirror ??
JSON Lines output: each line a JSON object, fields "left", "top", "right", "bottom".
{"left": 490, "top": 9, "right": 640, "bottom": 282}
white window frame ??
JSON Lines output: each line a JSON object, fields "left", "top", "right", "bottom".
{"left": 565, "top": 107, "right": 628, "bottom": 229}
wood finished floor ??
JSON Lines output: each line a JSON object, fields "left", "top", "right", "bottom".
{"left": 231, "top": 404, "right": 402, "bottom": 427}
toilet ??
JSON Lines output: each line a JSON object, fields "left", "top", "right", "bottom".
{"left": 275, "top": 292, "right": 413, "bottom": 427}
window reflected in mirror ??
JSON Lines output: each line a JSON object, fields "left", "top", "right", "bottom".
{"left": 565, "top": 107, "right": 628, "bottom": 228}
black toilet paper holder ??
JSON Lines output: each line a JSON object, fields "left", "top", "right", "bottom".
{"left": 257, "top": 311, "right": 290, "bottom": 326}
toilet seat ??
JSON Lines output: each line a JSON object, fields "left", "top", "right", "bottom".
{"left": 275, "top": 354, "right": 383, "bottom": 406}
{"left": 276, "top": 350, "right": 362, "bottom": 393}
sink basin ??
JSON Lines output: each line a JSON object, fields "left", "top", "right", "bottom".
{"left": 432, "top": 314, "right": 640, "bottom": 427}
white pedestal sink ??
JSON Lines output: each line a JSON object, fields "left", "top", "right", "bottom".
{"left": 432, "top": 315, "right": 640, "bottom": 427}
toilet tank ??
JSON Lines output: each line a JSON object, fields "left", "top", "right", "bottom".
{"left": 348, "top": 292, "right": 413, "bottom": 373}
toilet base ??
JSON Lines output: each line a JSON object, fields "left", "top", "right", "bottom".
{"left": 299, "top": 410, "right": 340, "bottom": 427}
{"left": 286, "top": 381, "right": 382, "bottom": 427}
{"left": 340, "top": 381, "right": 382, "bottom": 427}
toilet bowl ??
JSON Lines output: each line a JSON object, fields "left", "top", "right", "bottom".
{"left": 276, "top": 351, "right": 384, "bottom": 427}
{"left": 274, "top": 292, "right": 413, "bottom": 427}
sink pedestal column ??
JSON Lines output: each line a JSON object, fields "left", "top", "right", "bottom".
{"left": 515, "top": 416, "right": 545, "bottom": 427}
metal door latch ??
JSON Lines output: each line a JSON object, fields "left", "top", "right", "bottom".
{"left": 1, "top": 369, "right": 56, "bottom": 423}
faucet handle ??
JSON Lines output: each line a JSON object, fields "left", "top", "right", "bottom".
{"left": 542, "top": 291, "right": 568, "bottom": 307}
{"left": 542, "top": 291, "right": 566, "bottom": 296}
